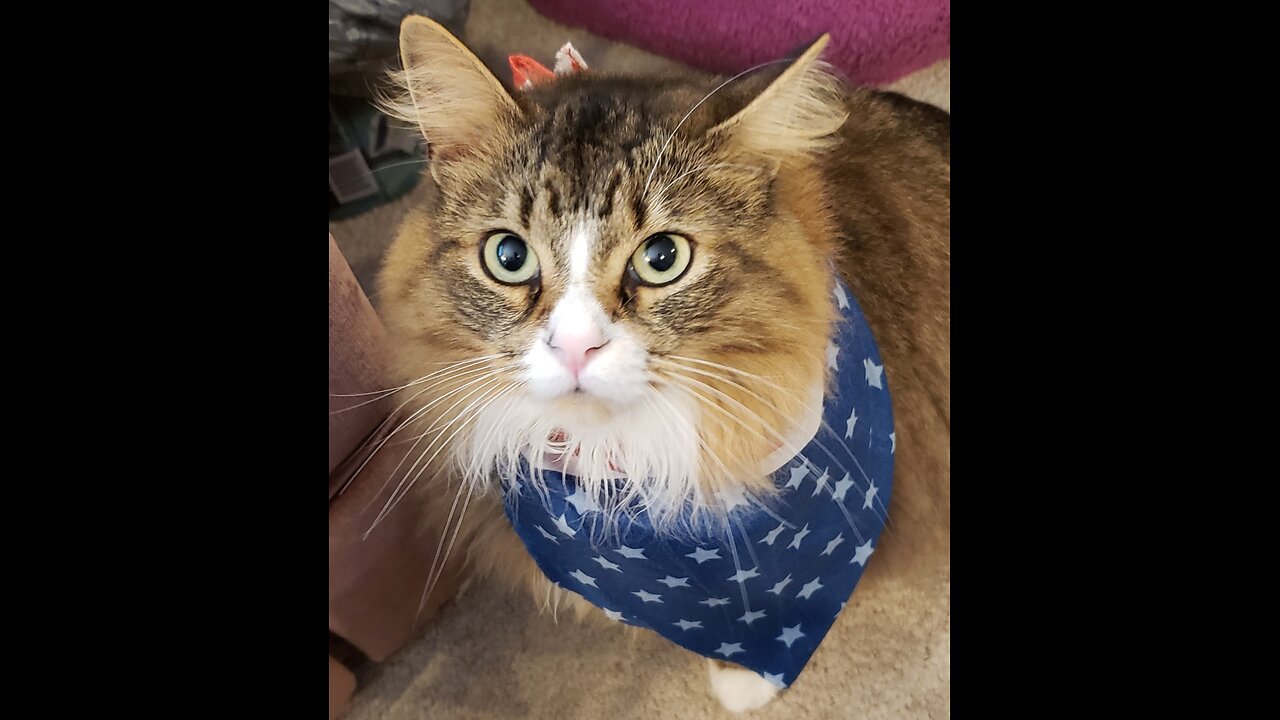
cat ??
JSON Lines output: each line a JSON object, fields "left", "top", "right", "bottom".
{"left": 373, "top": 15, "right": 948, "bottom": 713}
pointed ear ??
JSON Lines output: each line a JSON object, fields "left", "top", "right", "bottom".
{"left": 381, "top": 15, "right": 519, "bottom": 162}
{"left": 710, "top": 35, "right": 848, "bottom": 161}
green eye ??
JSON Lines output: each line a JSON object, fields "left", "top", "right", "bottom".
{"left": 630, "top": 233, "right": 692, "bottom": 287}
{"left": 482, "top": 232, "right": 540, "bottom": 285}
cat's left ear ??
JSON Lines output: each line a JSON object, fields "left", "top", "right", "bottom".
{"left": 710, "top": 35, "right": 848, "bottom": 161}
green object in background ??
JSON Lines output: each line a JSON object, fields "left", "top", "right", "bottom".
{"left": 328, "top": 95, "right": 425, "bottom": 220}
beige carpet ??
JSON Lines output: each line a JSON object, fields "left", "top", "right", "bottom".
{"left": 333, "top": 1, "right": 950, "bottom": 717}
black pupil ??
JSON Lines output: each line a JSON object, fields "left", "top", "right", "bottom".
{"left": 495, "top": 236, "right": 527, "bottom": 272}
{"left": 644, "top": 236, "right": 677, "bottom": 272}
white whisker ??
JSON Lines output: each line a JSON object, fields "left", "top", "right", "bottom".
{"left": 642, "top": 60, "right": 790, "bottom": 200}
{"left": 340, "top": 362, "right": 504, "bottom": 495}
{"left": 661, "top": 355, "right": 888, "bottom": 520}
{"left": 328, "top": 354, "right": 503, "bottom": 413}
{"left": 373, "top": 379, "right": 527, "bottom": 530}
{"left": 358, "top": 367, "right": 508, "bottom": 518}
{"left": 416, "top": 484, "right": 475, "bottom": 622}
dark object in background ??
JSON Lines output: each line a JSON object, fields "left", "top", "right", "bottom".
{"left": 329, "top": 0, "right": 470, "bottom": 96}
{"left": 329, "top": 1, "right": 470, "bottom": 218}
{"left": 328, "top": 95, "right": 425, "bottom": 220}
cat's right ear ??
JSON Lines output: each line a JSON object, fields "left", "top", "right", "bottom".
{"left": 382, "top": 16, "right": 520, "bottom": 163}
{"left": 708, "top": 34, "right": 847, "bottom": 163}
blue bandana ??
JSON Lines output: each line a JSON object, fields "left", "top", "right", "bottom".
{"left": 502, "top": 281, "right": 894, "bottom": 689}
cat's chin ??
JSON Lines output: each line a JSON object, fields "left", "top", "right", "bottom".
{"left": 541, "top": 391, "right": 637, "bottom": 419}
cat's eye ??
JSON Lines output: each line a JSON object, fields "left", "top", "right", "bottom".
{"left": 482, "top": 231, "right": 540, "bottom": 285}
{"left": 629, "top": 233, "right": 692, "bottom": 287}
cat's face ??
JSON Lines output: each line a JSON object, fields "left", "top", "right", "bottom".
{"left": 404, "top": 79, "right": 828, "bottom": 406}
{"left": 378, "top": 19, "right": 846, "bottom": 525}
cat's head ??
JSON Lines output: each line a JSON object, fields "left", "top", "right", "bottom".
{"left": 378, "top": 17, "right": 849, "bottom": 530}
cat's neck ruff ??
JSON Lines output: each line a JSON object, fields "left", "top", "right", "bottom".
{"left": 529, "top": 379, "right": 824, "bottom": 481}
{"left": 500, "top": 279, "right": 895, "bottom": 688}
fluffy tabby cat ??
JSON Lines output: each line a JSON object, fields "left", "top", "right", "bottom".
{"left": 372, "top": 16, "right": 948, "bottom": 712}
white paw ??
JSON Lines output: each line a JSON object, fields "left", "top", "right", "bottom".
{"left": 707, "top": 660, "right": 780, "bottom": 713}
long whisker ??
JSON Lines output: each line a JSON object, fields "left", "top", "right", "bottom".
{"left": 414, "top": 476, "right": 468, "bottom": 623}
{"left": 366, "top": 379, "right": 509, "bottom": 534}
{"left": 663, "top": 355, "right": 889, "bottom": 518}
{"left": 357, "top": 367, "right": 508, "bottom": 517}
{"left": 664, "top": 375, "right": 869, "bottom": 542}
{"left": 645, "top": 386, "right": 789, "bottom": 531}
{"left": 340, "top": 363, "right": 502, "bottom": 495}
{"left": 463, "top": 384, "right": 528, "bottom": 482}
{"left": 328, "top": 355, "right": 500, "bottom": 397}
{"left": 387, "top": 376, "right": 516, "bottom": 491}
{"left": 329, "top": 354, "right": 501, "bottom": 401}
{"left": 337, "top": 383, "right": 435, "bottom": 496}
{"left": 660, "top": 366, "right": 886, "bottom": 529}
{"left": 641, "top": 59, "right": 790, "bottom": 200}
{"left": 657, "top": 371, "right": 822, "bottom": 484}
{"left": 368, "top": 381, "right": 521, "bottom": 534}
{"left": 416, "top": 483, "right": 475, "bottom": 623}
{"left": 722, "top": 517, "right": 751, "bottom": 611}
{"left": 652, "top": 162, "right": 759, "bottom": 202}
{"left": 328, "top": 354, "right": 504, "bottom": 413}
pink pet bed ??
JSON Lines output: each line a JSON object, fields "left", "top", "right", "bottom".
{"left": 528, "top": 0, "right": 949, "bottom": 86}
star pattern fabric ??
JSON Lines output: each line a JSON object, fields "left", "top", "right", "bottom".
{"left": 501, "top": 280, "right": 894, "bottom": 688}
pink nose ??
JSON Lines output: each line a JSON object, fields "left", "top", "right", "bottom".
{"left": 548, "top": 324, "right": 607, "bottom": 379}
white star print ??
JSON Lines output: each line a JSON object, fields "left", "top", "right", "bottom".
{"left": 760, "top": 523, "right": 787, "bottom": 546}
{"left": 826, "top": 341, "right": 840, "bottom": 371}
{"left": 673, "top": 619, "right": 702, "bottom": 631}
{"left": 767, "top": 574, "right": 793, "bottom": 595}
{"left": 889, "top": 431, "right": 897, "bottom": 453}
{"left": 864, "top": 358, "right": 884, "bottom": 389}
{"left": 535, "top": 525, "right": 559, "bottom": 543}
{"left": 657, "top": 576, "right": 690, "bottom": 588}
{"left": 810, "top": 468, "right": 830, "bottom": 497}
{"left": 785, "top": 464, "right": 808, "bottom": 490}
{"left": 700, "top": 597, "right": 731, "bottom": 607}
{"left": 833, "top": 283, "right": 849, "bottom": 309}
{"left": 686, "top": 547, "right": 721, "bottom": 563}
{"left": 787, "top": 523, "right": 811, "bottom": 550}
{"left": 568, "top": 569, "right": 597, "bottom": 587}
{"left": 851, "top": 540, "right": 875, "bottom": 566}
{"left": 591, "top": 555, "right": 622, "bottom": 572}
{"left": 796, "top": 577, "right": 824, "bottom": 599}
{"left": 565, "top": 485, "right": 601, "bottom": 514}
{"left": 633, "top": 589, "right": 663, "bottom": 603}
{"left": 603, "top": 608, "right": 624, "bottom": 622}
{"left": 727, "top": 567, "right": 761, "bottom": 583}
{"left": 615, "top": 545, "right": 647, "bottom": 559}
{"left": 776, "top": 624, "right": 805, "bottom": 648}
{"left": 552, "top": 513, "right": 577, "bottom": 538}
{"left": 832, "top": 473, "right": 855, "bottom": 503}
{"left": 738, "top": 609, "right": 767, "bottom": 625}
{"left": 715, "top": 642, "right": 744, "bottom": 658}
{"left": 863, "top": 480, "right": 879, "bottom": 510}
{"left": 845, "top": 405, "right": 858, "bottom": 439}
{"left": 821, "top": 533, "right": 845, "bottom": 556}
{"left": 763, "top": 672, "right": 787, "bottom": 689}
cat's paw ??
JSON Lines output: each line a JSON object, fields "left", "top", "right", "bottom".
{"left": 707, "top": 660, "right": 780, "bottom": 713}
